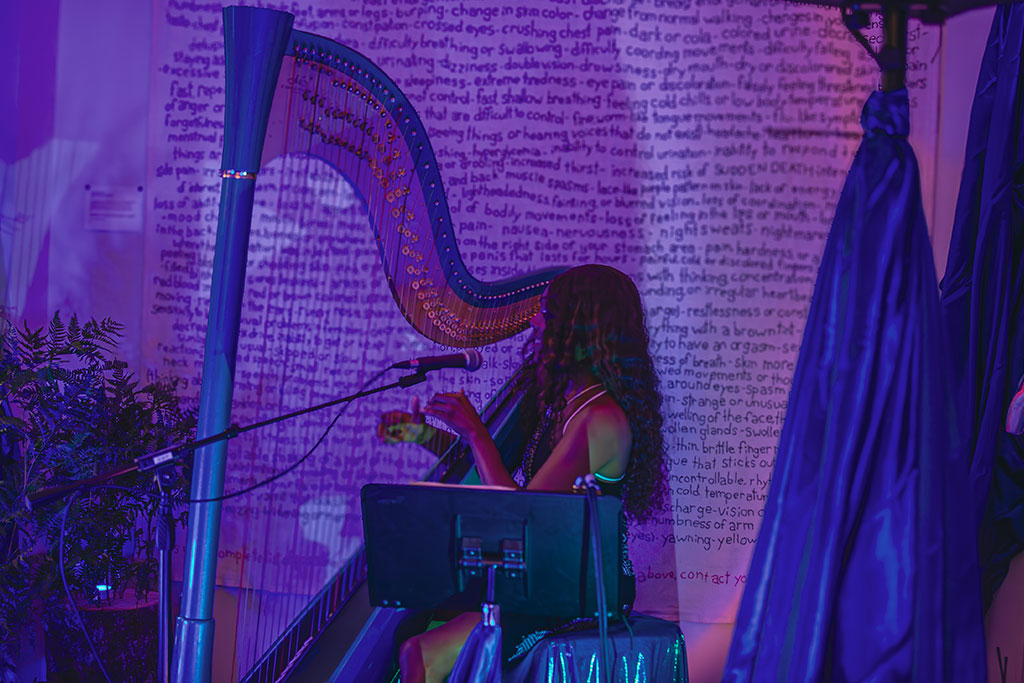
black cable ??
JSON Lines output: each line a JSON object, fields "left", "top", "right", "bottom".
{"left": 622, "top": 610, "right": 635, "bottom": 651}
{"left": 841, "top": 7, "right": 878, "bottom": 65}
{"left": 186, "top": 367, "right": 388, "bottom": 504}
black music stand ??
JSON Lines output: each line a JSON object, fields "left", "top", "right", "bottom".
{"left": 361, "top": 483, "right": 623, "bottom": 678}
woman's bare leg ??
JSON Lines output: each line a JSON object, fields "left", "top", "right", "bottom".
{"left": 398, "top": 612, "right": 482, "bottom": 683}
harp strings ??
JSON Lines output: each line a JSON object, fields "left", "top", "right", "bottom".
{"left": 229, "top": 37, "right": 552, "bottom": 678}
{"left": 232, "top": 55, "right": 371, "bottom": 675}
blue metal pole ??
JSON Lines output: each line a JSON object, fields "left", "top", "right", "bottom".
{"left": 170, "top": 8, "right": 293, "bottom": 683}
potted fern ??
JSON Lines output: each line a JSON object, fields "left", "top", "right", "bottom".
{"left": 0, "top": 313, "right": 195, "bottom": 682}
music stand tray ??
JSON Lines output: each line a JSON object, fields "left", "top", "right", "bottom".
{"left": 361, "top": 483, "right": 622, "bottom": 618}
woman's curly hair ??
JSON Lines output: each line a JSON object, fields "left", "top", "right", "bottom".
{"left": 515, "top": 265, "right": 667, "bottom": 522}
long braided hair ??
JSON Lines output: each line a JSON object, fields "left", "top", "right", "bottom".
{"left": 515, "top": 265, "right": 667, "bottom": 521}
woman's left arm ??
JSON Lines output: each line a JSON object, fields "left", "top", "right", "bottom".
{"left": 424, "top": 391, "right": 631, "bottom": 492}
{"left": 526, "top": 400, "right": 631, "bottom": 492}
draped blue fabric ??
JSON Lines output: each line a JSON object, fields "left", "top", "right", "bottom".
{"left": 724, "top": 89, "right": 986, "bottom": 681}
{"left": 938, "top": 2, "right": 1024, "bottom": 605}
{"left": 450, "top": 611, "right": 503, "bottom": 683}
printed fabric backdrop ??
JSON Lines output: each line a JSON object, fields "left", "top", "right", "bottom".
{"left": 142, "top": 0, "right": 942, "bottom": 674}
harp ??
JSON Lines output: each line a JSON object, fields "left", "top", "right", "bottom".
{"left": 172, "top": 6, "right": 564, "bottom": 682}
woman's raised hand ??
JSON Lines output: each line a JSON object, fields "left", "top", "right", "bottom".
{"left": 422, "top": 390, "right": 487, "bottom": 443}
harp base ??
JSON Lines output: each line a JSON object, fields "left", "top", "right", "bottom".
{"left": 171, "top": 617, "right": 215, "bottom": 683}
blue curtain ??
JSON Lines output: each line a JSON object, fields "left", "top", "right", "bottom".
{"left": 939, "top": 2, "right": 1024, "bottom": 605}
{"left": 724, "top": 89, "right": 985, "bottom": 681}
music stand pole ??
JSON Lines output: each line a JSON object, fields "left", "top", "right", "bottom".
{"left": 362, "top": 485, "right": 623, "bottom": 680}
{"left": 484, "top": 564, "right": 498, "bottom": 626}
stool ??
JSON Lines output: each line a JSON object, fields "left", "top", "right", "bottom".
{"left": 505, "top": 614, "right": 688, "bottom": 683}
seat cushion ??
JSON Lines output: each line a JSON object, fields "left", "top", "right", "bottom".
{"left": 505, "top": 614, "right": 688, "bottom": 683}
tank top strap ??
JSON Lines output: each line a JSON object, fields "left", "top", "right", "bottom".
{"left": 561, "top": 389, "right": 608, "bottom": 436}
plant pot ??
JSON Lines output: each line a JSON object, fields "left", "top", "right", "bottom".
{"left": 44, "top": 591, "right": 157, "bottom": 683}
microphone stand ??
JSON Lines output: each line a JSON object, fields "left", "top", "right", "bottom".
{"left": 25, "top": 370, "right": 429, "bottom": 683}
{"left": 842, "top": 3, "right": 908, "bottom": 92}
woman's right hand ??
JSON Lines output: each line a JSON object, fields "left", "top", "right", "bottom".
{"left": 377, "top": 397, "right": 435, "bottom": 445}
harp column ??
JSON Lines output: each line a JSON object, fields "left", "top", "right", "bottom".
{"left": 170, "top": 7, "right": 293, "bottom": 683}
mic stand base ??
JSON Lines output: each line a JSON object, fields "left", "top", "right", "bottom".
{"left": 171, "top": 616, "right": 215, "bottom": 683}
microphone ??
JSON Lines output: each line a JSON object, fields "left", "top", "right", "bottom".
{"left": 392, "top": 349, "right": 483, "bottom": 372}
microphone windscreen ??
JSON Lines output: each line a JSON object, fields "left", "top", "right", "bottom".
{"left": 463, "top": 349, "right": 483, "bottom": 371}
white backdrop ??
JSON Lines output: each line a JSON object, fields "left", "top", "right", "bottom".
{"left": 141, "top": 0, "right": 942, "bottom": 663}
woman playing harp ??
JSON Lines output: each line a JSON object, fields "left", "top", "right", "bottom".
{"left": 378, "top": 264, "right": 669, "bottom": 682}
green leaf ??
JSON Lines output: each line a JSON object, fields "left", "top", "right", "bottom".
{"left": 1, "top": 311, "right": 193, "bottom": 641}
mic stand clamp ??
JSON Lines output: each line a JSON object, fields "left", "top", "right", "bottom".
{"left": 398, "top": 372, "right": 428, "bottom": 388}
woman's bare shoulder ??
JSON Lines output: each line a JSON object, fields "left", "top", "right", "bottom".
{"left": 572, "top": 395, "right": 631, "bottom": 444}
